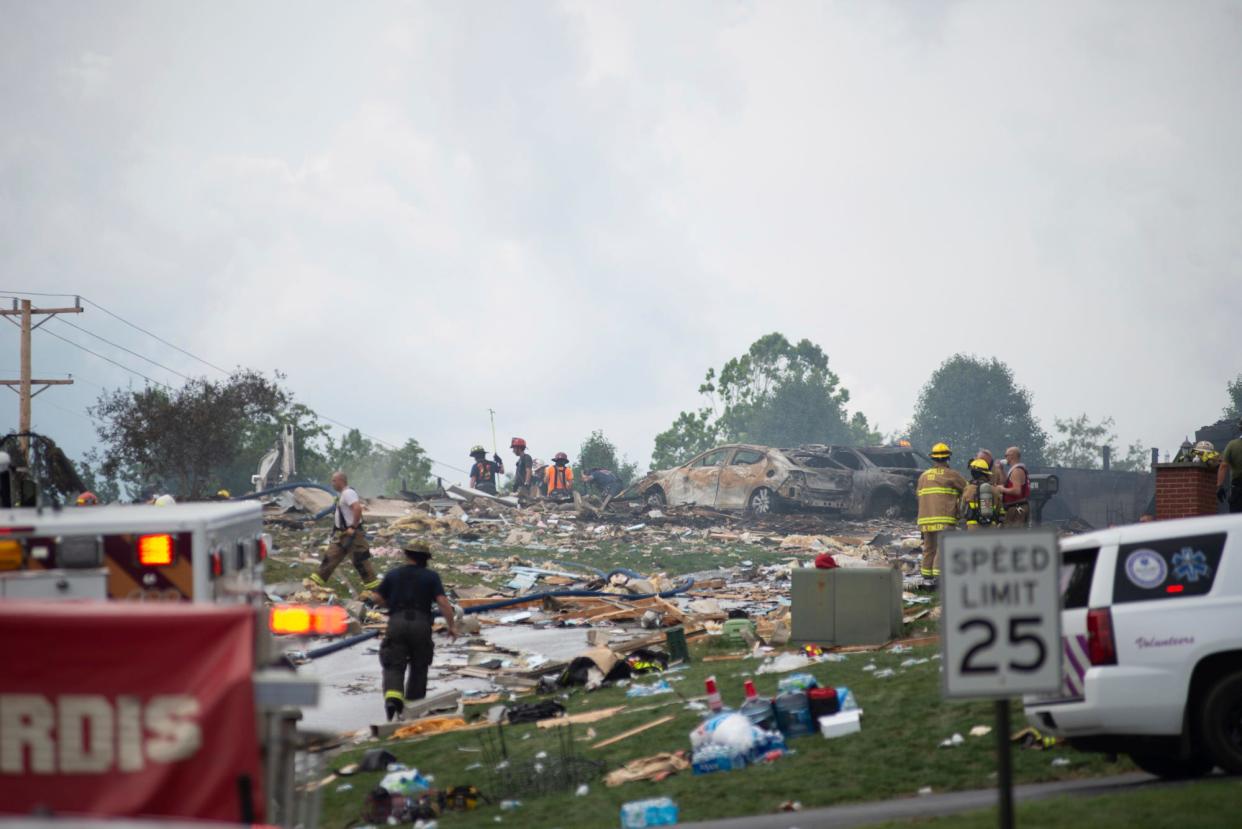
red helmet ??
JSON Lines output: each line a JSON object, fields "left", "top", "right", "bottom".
{"left": 75, "top": 491, "right": 99, "bottom": 506}
{"left": 510, "top": 437, "right": 527, "bottom": 449}
{"left": 553, "top": 452, "right": 569, "bottom": 463}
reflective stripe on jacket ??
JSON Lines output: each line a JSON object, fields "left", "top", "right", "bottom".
{"left": 917, "top": 465, "right": 967, "bottom": 532}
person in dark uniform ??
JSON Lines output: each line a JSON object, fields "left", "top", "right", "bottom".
{"left": 468, "top": 445, "right": 504, "bottom": 495}
{"left": 369, "top": 541, "right": 458, "bottom": 721}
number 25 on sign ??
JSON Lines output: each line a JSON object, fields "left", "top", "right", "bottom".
{"left": 942, "top": 529, "right": 1062, "bottom": 699}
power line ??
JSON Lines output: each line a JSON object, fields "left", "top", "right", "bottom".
{"left": 6, "top": 289, "right": 467, "bottom": 476}
{"left": 81, "top": 297, "right": 231, "bottom": 375}
{"left": 52, "top": 317, "right": 194, "bottom": 382}
{"left": 36, "top": 327, "right": 172, "bottom": 390}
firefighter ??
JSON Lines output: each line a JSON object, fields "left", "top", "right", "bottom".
{"left": 916, "top": 442, "right": 966, "bottom": 589}
{"left": 996, "top": 446, "right": 1031, "bottom": 528}
{"left": 960, "top": 459, "right": 999, "bottom": 530}
{"left": 311, "top": 471, "right": 380, "bottom": 592}
{"left": 370, "top": 541, "right": 458, "bottom": 722}
{"left": 468, "top": 445, "right": 504, "bottom": 495}
{"left": 510, "top": 437, "right": 535, "bottom": 499}
{"left": 545, "top": 452, "right": 574, "bottom": 498}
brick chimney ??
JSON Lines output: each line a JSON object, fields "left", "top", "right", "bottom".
{"left": 1154, "top": 463, "right": 1219, "bottom": 520}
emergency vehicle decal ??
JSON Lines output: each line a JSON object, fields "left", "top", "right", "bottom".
{"left": 1123, "top": 548, "right": 1167, "bottom": 590}
{"left": 1061, "top": 634, "right": 1089, "bottom": 700}
{"left": 104, "top": 534, "right": 194, "bottom": 601}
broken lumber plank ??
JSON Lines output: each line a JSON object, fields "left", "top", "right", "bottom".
{"left": 590, "top": 715, "right": 676, "bottom": 749}
{"left": 537, "top": 705, "right": 627, "bottom": 729}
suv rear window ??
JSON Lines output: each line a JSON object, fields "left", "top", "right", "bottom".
{"left": 1113, "top": 532, "right": 1227, "bottom": 604}
{"left": 1061, "top": 548, "right": 1098, "bottom": 609}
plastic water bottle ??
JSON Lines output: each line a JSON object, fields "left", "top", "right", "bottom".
{"left": 620, "top": 796, "right": 679, "bottom": 828}
{"left": 705, "top": 675, "right": 723, "bottom": 713}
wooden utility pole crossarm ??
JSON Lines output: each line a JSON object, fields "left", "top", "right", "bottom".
{"left": 1, "top": 297, "right": 85, "bottom": 462}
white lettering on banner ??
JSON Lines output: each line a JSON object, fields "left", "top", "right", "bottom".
{"left": 0, "top": 695, "right": 201, "bottom": 774}
{"left": 144, "top": 696, "right": 201, "bottom": 764}
{"left": 59, "top": 696, "right": 114, "bottom": 773}
{"left": 0, "top": 695, "right": 55, "bottom": 774}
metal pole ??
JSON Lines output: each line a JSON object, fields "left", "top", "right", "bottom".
{"left": 996, "top": 699, "right": 1014, "bottom": 829}
{"left": 488, "top": 408, "right": 498, "bottom": 457}
{"left": 19, "top": 299, "right": 31, "bottom": 464}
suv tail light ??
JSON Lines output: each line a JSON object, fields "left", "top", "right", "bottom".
{"left": 257, "top": 534, "right": 270, "bottom": 562}
{"left": 1087, "top": 607, "right": 1117, "bottom": 666}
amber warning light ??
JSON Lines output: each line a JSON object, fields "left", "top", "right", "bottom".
{"left": 137, "top": 534, "right": 174, "bottom": 566}
{"left": 269, "top": 605, "right": 349, "bottom": 636}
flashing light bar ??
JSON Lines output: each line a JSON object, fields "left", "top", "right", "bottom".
{"left": 1166, "top": 584, "right": 1185, "bottom": 594}
{"left": 269, "top": 605, "right": 349, "bottom": 636}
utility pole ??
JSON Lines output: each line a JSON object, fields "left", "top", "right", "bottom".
{"left": 0, "top": 297, "right": 84, "bottom": 463}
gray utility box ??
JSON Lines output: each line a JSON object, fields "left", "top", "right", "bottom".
{"left": 0, "top": 568, "right": 108, "bottom": 600}
{"left": 791, "top": 567, "right": 903, "bottom": 646}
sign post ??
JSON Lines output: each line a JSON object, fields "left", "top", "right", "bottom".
{"left": 941, "top": 528, "right": 1062, "bottom": 829}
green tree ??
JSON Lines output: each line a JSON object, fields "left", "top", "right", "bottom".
{"left": 577, "top": 430, "right": 639, "bottom": 488}
{"left": 324, "top": 429, "right": 433, "bottom": 496}
{"left": 650, "top": 408, "right": 718, "bottom": 471}
{"left": 909, "top": 355, "right": 1047, "bottom": 466}
{"left": 1046, "top": 414, "right": 1114, "bottom": 468}
{"left": 90, "top": 370, "right": 287, "bottom": 499}
{"left": 1226, "top": 374, "right": 1242, "bottom": 420}
{"left": 1046, "top": 413, "right": 1149, "bottom": 471}
{"left": 218, "top": 402, "right": 334, "bottom": 494}
{"left": 651, "top": 333, "right": 877, "bottom": 469}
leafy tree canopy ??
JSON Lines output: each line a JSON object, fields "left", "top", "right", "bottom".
{"left": 651, "top": 333, "right": 878, "bottom": 469}
{"left": 909, "top": 354, "right": 1048, "bottom": 467}
{"left": 577, "top": 430, "right": 639, "bottom": 488}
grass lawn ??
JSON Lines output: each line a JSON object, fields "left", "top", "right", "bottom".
{"left": 316, "top": 638, "right": 1128, "bottom": 828}
{"left": 868, "top": 777, "right": 1242, "bottom": 828}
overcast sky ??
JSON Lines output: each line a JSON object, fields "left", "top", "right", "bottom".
{"left": 3, "top": 0, "right": 1240, "bottom": 482}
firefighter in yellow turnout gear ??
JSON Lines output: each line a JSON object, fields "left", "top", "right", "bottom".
{"left": 960, "top": 458, "right": 1001, "bottom": 530}
{"left": 916, "top": 443, "right": 967, "bottom": 589}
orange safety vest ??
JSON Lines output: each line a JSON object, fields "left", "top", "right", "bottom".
{"left": 547, "top": 464, "right": 573, "bottom": 494}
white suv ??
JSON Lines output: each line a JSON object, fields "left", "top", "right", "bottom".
{"left": 1024, "top": 513, "right": 1242, "bottom": 778}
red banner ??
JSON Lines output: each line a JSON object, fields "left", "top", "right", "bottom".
{"left": 0, "top": 601, "right": 262, "bottom": 821}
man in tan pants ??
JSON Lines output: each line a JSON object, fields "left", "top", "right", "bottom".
{"left": 311, "top": 471, "right": 380, "bottom": 591}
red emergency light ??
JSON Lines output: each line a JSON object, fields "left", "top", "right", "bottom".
{"left": 256, "top": 535, "right": 269, "bottom": 562}
{"left": 1166, "top": 584, "right": 1185, "bottom": 594}
{"left": 269, "top": 605, "right": 348, "bottom": 636}
{"left": 137, "top": 534, "right": 174, "bottom": 566}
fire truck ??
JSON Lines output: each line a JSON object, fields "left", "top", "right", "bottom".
{"left": 0, "top": 501, "right": 268, "bottom": 602}
{"left": 0, "top": 451, "right": 340, "bottom": 824}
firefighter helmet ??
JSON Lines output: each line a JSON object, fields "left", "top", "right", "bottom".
{"left": 553, "top": 452, "right": 569, "bottom": 464}
{"left": 930, "top": 442, "right": 952, "bottom": 460}
{"left": 469, "top": 445, "right": 486, "bottom": 457}
{"left": 403, "top": 540, "right": 433, "bottom": 559}
{"left": 75, "top": 491, "right": 99, "bottom": 506}
{"left": 968, "top": 458, "right": 991, "bottom": 479}
{"left": 1194, "top": 440, "right": 1215, "bottom": 453}
{"left": 510, "top": 437, "right": 527, "bottom": 450}
{"left": 216, "top": 489, "right": 231, "bottom": 499}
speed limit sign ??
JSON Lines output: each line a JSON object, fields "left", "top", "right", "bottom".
{"left": 942, "top": 528, "right": 1062, "bottom": 699}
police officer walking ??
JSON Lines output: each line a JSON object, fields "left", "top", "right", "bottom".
{"left": 311, "top": 471, "right": 381, "bottom": 592}
{"left": 370, "top": 541, "right": 458, "bottom": 722}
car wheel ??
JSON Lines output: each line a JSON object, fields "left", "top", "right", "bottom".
{"left": 748, "top": 487, "right": 774, "bottom": 515}
{"left": 1199, "top": 669, "right": 1242, "bottom": 774}
{"left": 644, "top": 487, "right": 667, "bottom": 509}
{"left": 1127, "top": 751, "right": 1214, "bottom": 779}
{"left": 866, "top": 490, "right": 900, "bottom": 519}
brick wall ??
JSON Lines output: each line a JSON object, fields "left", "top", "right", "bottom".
{"left": 1154, "top": 463, "right": 1218, "bottom": 520}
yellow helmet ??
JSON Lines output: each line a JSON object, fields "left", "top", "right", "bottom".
{"left": 969, "top": 458, "right": 991, "bottom": 477}
{"left": 216, "top": 489, "right": 231, "bottom": 499}
{"left": 930, "top": 442, "right": 952, "bottom": 460}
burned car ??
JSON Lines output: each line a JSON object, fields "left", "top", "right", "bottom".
{"left": 625, "top": 444, "right": 926, "bottom": 517}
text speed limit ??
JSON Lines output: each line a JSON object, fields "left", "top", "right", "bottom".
{"left": 941, "top": 529, "right": 1062, "bottom": 699}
